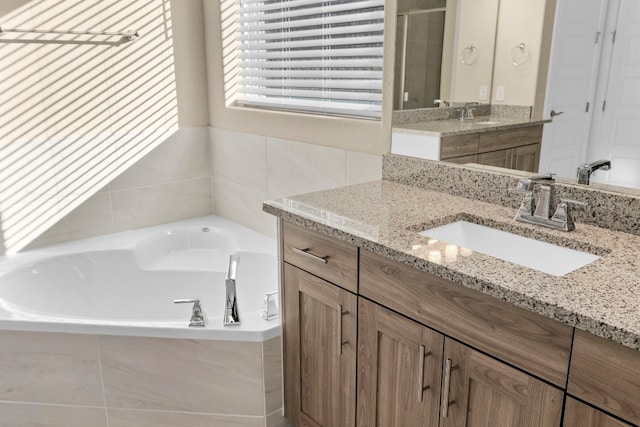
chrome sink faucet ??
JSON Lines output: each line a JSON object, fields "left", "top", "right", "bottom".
{"left": 577, "top": 159, "right": 611, "bottom": 185}
{"left": 461, "top": 102, "right": 480, "bottom": 120}
{"left": 510, "top": 174, "right": 587, "bottom": 231}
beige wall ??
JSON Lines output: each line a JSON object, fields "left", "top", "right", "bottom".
{"left": 450, "top": 0, "right": 500, "bottom": 103}
{"left": 491, "top": 0, "right": 550, "bottom": 106}
{"left": 0, "top": 0, "right": 210, "bottom": 255}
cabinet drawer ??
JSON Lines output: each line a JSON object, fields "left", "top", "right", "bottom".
{"left": 283, "top": 222, "right": 358, "bottom": 293}
{"left": 478, "top": 125, "right": 543, "bottom": 153}
{"left": 440, "top": 134, "right": 479, "bottom": 159}
{"left": 359, "top": 250, "right": 572, "bottom": 387}
{"left": 568, "top": 330, "right": 640, "bottom": 425}
{"left": 564, "top": 397, "right": 632, "bottom": 427}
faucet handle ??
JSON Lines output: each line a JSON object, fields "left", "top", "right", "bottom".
{"left": 174, "top": 298, "right": 208, "bottom": 327}
{"left": 559, "top": 198, "right": 588, "bottom": 207}
{"left": 551, "top": 199, "right": 588, "bottom": 231}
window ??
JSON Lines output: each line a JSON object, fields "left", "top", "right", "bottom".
{"left": 231, "top": 0, "right": 385, "bottom": 119}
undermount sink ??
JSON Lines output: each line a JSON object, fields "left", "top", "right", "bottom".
{"left": 419, "top": 221, "right": 600, "bottom": 276}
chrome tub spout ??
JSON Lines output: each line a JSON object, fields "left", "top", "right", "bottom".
{"left": 224, "top": 254, "right": 240, "bottom": 326}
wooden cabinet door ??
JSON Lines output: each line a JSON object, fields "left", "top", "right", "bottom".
{"left": 564, "top": 397, "right": 632, "bottom": 427}
{"left": 357, "top": 298, "right": 444, "bottom": 427}
{"left": 440, "top": 339, "right": 563, "bottom": 427}
{"left": 511, "top": 143, "right": 541, "bottom": 173}
{"left": 476, "top": 149, "right": 511, "bottom": 169}
{"left": 282, "top": 264, "right": 357, "bottom": 427}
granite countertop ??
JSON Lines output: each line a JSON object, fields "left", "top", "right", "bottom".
{"left": 264, "top": 180, "right": 640, "bottom": 351}
{"left": 393, "top": 116, "right": 549, "bottom": 137}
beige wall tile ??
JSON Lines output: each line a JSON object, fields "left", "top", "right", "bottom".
{"left": 266, "top": 410, "right": 291, "bottom": 427}
{"left": 100, "top": 336, "right": 265, "bottom": 415}
{"left": 0, "top": 331, "right": 103, "bottom": 406}
{"left": 0, "top": 402, "right": 107, "bottom": 427}
{"left": 26, "top": 192, "right": 114, "bottom": 250}
{"left": 346, "top": 151, "right": 383, "bottom": 185}
{"left": 262, "top": 336, "right": 283, "bottom": 414}
{"left": 111, "top": 178, "right": 212, "bottom": 232}
{"left": 266, "top": 137, "right": 347, "bottom": 198}
{"left": 210, "top": 128, "right": 268, "bottom": 192}
{"left": 213, "top": 177, "right": 276, "bottom": 238}
{"left": 108, "top": 408, "right": 264, "bottom": 427}
{"left": 110, "top": 128, "right": 210, "bottom": 190}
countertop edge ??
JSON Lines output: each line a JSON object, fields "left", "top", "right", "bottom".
{"left": 393, "top": 119, "right": 549, "bottom": 137}
{"left": 263, "top": 201, "right": 640, "bottom": 351}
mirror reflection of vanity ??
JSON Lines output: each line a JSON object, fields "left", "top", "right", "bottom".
{"left": 391, "top": 0, "right": 640, "bottom": 194}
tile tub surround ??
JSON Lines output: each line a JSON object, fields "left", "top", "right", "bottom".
{"left": 0, "top": 330, "right": 284, "bottom": 427}
{"left": 382, "top": 154, "right": 640, "bottom": 236}
{"left": 263, "top": 180, "right": 640, "bottom": 350}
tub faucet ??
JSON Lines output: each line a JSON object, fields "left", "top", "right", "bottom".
{"left": 174, "top": 298, "right": 207, "bottom": 327}
{"left": 577, "top": 159, "right": 611, "bottom": 185}
{"left": 224, "top": 254, "right": 240, "bottom": 326}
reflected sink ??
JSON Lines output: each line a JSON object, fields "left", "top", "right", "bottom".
{"left": 474, "top": 120, "right": 500, "bottom": 125}
{"left": 419, "top": 221, "right": 600, "bottom": 276}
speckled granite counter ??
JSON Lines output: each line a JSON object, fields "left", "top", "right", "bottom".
{"left": 393, "top": 116, "right": 549, "bottom": 137}
{"left": 264, "top": 180, "right": 640, "bottom": 351}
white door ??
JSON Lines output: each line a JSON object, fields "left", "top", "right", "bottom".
{"left": 587, "top": 0, "right": 640, "bottom": 188}
{"left": 539, "top": 0, "right": 606, "bottom": 177}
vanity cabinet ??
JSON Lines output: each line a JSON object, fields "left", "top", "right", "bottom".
{"left": 281, "top": 222, "right": 358, "bottom": 427}
{"left": 568, "top": 329, "right": 640, "bottom": 426}
{"left": 440, "top": 125, "right": 542, "bottom": 172}
{"left": 359, "top": 249, "right": 565, "bottom": 427}
{"left": 564, "top": 398, "right": 632, "bottom": 427}
{"left": 278, "top": 221, "right": 639, "bottom": 427}
{"left": 475, "top": 126, "right": 542, "bottom": 172}
{"left": 476, "top": 142, "right": 540, "bottom": 172}
{"left": 440, "top": 133, "right": 479, "bottom": 163}
{"left": 357, "top": 298, "right": 444, "bottom": 427}
{"left": 356, "top": 298, "right": 562, "bottom": 427}
{"left": 442, "top": 338, "right": 563, "bottom": 426}
{"left": 359, "top": 249, "right": 573, "bottom": 388}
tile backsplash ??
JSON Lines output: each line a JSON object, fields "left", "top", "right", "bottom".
{"left": 383, "top": 154, "right": 640, "bottom": 236}
{"left": 209, "top": 127, "right": 382, "bottom": 238}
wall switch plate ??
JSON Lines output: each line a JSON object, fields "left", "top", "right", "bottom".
{"left": 404, "top": 92, "right": 409, "bottom": 102}
{"left": 479, "top": 85, "right": 488, "bottom": 101}
{"left": 496, "top": 86, "right": 505, "bottom": 101}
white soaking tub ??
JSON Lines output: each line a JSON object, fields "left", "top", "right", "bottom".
{"left": 0, "top": 215, "right": 280, "bottom": 341}
{"left": 0, "top": 216, "right": 285, "bottom": 426}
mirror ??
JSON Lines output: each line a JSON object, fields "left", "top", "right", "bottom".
{"left": 392, "top": 0, "right": 640, "bottom": 193}
{"left": 394, "top": 0, "right": 500, "bottom": 109}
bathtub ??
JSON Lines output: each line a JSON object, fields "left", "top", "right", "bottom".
{"left": 0, "top": 215, "right": 280, "bottom": 341}
{"left": 0, "top": 216, "right": 285, "bottom": 427}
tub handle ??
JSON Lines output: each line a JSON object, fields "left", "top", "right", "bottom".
{"left": 174, "top": 298, "right": 208, "bottom": 327}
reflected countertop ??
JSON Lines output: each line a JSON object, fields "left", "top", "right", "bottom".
{"left": 264, "top": 180, "right": 640, "bottom": 350}
{"left": 393, "top": 116, "right": 550, "bottom": 137}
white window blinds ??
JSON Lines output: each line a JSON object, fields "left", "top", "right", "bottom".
{"left": 237, "top": 0, "right": 385, "bottom": 118}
